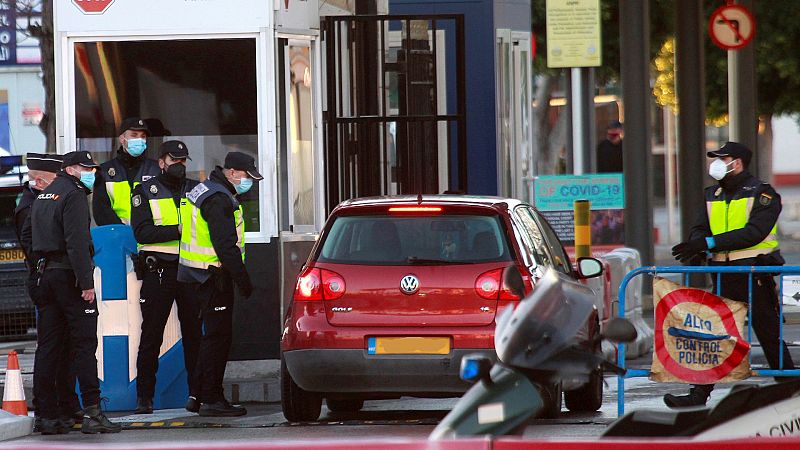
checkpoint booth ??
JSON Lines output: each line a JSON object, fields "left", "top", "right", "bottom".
{"left": 53, "top": 0, "right": 327, "bottom": 409}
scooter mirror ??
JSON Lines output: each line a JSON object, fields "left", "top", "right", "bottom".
{"left": 603, "top": 318, "right": 638, "bottom": 343}
{"left": 502, "top": 265, "right": 526, "bottom": 299}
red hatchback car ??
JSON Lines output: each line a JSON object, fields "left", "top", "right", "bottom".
{"left": 281, "top": 195, "right": 604, "bottom": 421}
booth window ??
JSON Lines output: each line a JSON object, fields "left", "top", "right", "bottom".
{"left": 73, "top": 38, "right": 261, "bottom": 231}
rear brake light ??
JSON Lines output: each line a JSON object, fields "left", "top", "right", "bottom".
{"left": 475, "top": 268, "right": 522, "bottom": 301}
{"left": 294, "top": 267, "right": 346, "bottom": 301}
{"left": 388, "top": 206, "right": 442, "bottom": 213}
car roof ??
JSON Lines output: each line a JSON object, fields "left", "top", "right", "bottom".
{"left": 336, "top": 195, "right": 528, "bottom": 210}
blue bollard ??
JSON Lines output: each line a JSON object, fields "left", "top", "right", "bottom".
{"left": 90, "top": 224, "right": 189, "bottom": 411}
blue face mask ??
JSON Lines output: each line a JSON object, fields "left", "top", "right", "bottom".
{"left": 126, "top": 138, "right": 147, "bottom": 157}
{"left": 79, "top": 171, "right": 96, "bottom": 189}
{"left": 235, "top": 177, "right": 253, "bottom": 195}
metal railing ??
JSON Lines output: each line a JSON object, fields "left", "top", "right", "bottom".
{"left": 616, "top": 265, "right": 800, "bottom": 416}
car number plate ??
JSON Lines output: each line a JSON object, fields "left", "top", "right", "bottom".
{"left": 0, "top": 248, "right": 24, "bottom": 264}
{"left": 367, "top": 337, "right": 450, "bottom": 355}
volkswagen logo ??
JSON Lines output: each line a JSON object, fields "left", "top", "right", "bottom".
{"left": 400, "top": 275, "right": 420, "bottom": 295}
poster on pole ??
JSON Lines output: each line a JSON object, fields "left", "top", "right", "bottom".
{"left": 545, "top": 0, "right": 602, "bottom": 68}
{"left": 533, "top": 174, "right": 624, "bottom": 255}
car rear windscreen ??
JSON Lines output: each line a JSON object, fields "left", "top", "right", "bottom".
{"left": 318, "top": 214, "right": 513, "bottom": 265}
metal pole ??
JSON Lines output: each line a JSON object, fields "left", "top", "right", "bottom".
{"left": 570, "top": 68, "right": 596, "bottom": 175}
{"left": 675, "top": 0, "right": 706, "bottom": 244}
{"left": 619, "top": 0, "right": 653, "bottom": 266}
{"left": 727, "top": 0, "right": 759, "bottom": 177}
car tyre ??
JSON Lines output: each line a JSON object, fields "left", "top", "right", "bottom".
{"left": 326, "top": 398, "right": 364, "bottom": 412}
{"left": 537, "top": 381, "right": 562, "bottom": 419}
{"left": 564, "top": 366, "right": 603, "bottom": 412}
{"left": 281, "top": 358, "right": 322, "bottom": 422}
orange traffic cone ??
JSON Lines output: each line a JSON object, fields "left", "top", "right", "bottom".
{"left": 2, "top": 351, "right": 27, "bottom": 416}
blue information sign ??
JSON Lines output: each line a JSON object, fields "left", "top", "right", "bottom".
{"left": 534, "top": 174, "right": 625, "bottom": 211}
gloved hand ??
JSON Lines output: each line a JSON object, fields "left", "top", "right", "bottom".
{"left": 671, "top": 238, "right": 708, "bottom": 262}
{"left": 237, "top": 275, "right": 253, "bottom": 299}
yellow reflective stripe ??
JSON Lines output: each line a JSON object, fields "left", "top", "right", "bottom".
{"left": 150, "top": 199, "right": 163, "bottom": 224}
{"left": 179, "top": 258, "right": 221, "bottom": 270}
{"left": 180, "top": 241, "right": 217, "bottom": 256}
{"left": 139, "top": 244, "right": 179, "bottom": 254}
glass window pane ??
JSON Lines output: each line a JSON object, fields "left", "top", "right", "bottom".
{"left": 73, "top": 38, "right": 260, "bottom": 231}
{"left": 287, "top": 43, "right": 315, "bottom": 227}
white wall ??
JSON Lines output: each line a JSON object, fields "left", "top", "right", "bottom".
{"left": 0, "top": 67, "right": 45, "bottom": 155}
{"left": 772, "top": 114, "right": 800, "bottom": 174}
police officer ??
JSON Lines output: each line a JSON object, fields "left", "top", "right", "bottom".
{"left": 665, "top": 142, "right": 796, "bottom": 408}
{"left": 93, "top": 117, "right": 161, "bottom": 225}
{"left": 131, "top": 141, "right": 201, "bottom": 414}
{"left": 15, "top": 154, "right": 83, "bottom": 430}
{"left": 29, "top": 151, "right": 120, "bottom": 434}
{"left": 177, "top": 152, "right": 261, "bottom": 417}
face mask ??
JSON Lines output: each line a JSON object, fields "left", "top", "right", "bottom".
{"left": 708, "top": 158, "right": 734, "bottom": 181}
{"left": 165, "top": 162, "right": 186, "bottom": 180}
{"left": 126, "top": 138, "right": 147, "bottom": 157}
{"left": 79, "top": 171, "right": 96, "bottom": 189}
{"left": 235, "top": 177, "right": 253, "bottom": 195}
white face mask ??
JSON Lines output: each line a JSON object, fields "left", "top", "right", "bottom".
{"left": 709, "top": 158, "right": 734, "bottom": 181}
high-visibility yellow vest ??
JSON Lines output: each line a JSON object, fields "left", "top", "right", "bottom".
{"left": 706, "top": 180, "right": 779, "bottom": 262}
{"left": 138, "top": 178, "right": 198, "bottom": 256}
{"left": 101, "top": 157, "right": 160, "bottom": 225}
{"left": 179, "top": 180, "right": 245, "bottom": 271}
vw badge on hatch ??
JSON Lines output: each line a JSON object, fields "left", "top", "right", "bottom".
{"left": 400, "top": 275, "right": 420, "bottom": 295}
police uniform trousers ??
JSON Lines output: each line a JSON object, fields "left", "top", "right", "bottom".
{"left": 711, "top": 259, "right": 796, "bottom": 371}
{"left": 29, "top": 274, "right": 80, "bottom": 417}
{"left": 191, "top": 271, "right": 235, "bottom": 403}
{"left": 136, "top": 262, "right": 202, "bottom": 400}
{"left": 32, "top": 269, "right": 100, "bottom": 419}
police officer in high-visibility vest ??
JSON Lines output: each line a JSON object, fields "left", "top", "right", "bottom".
{"left": 29, "top": 151, "right": 120, "bottom": 434}
{"left": 93, "top": 117, "right": 161, "bottom": 225}
{"left": 15, "top": 153, "right": 83, "bottom": 430}
{"left": 177, "top": 152, "right": 261, "bottom": 417}
{"left": 131, "top": 141, "right": 202, "bottom": 414}
{"left": 665, "top": 142, "right": 796, "bottom": 408}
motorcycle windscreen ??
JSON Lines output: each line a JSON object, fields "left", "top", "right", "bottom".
{"left": 495, "top": 268, "right": 595, "bottom": 369}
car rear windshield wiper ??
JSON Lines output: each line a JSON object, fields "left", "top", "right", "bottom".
{"left": 406, "top": 256, "right": 451, "bottom": 265}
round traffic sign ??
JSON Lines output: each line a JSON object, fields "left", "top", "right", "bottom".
{"left": 709, "top": 4, "right": 755, "bottom": 51}
{"left": 72, "top": 0, "right": 116, "bottom": 15}
{"left": 654, "top": 287, "right": 750, "bottom": 383}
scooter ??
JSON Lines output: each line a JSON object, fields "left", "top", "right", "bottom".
{"left": 429, "top": 265, "right": 637, "bottom": 440}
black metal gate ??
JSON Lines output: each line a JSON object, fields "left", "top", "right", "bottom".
{"left": 322, "top": 14, "right": 467, "bottom": 212}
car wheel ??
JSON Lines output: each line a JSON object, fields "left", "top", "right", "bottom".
{"left": 326, "top": 398, "right": 364, "bottom": 412}
{"left": 564, "top": 366, "right": 603, "bottom": 412}
{"left": 537, "top": 381, "right": 562, "bottom": 419}
{"left": 281, "top": 358, "right": 322, "bottom": 422}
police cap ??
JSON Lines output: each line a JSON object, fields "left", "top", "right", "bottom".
{"left": 707, "top": 141, "right": 752, "bottom": 166}
{"left": 26, "top": 153, "right": 63, "bottom": 173}
{"left": 118, "top": 117, "right": 150, "bottom": 136}
{"left": 224, "top": 151, "right": 263, "bottom": 180}
{"left": 61, "top": 151, "right": 100, "bottom": 169}
{"left": 159, "top": 140, "right": 191, "bottom": 160}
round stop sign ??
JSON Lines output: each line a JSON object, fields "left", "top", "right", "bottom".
{"left": 72, "top": 0, "right": 116, "bottom": 15}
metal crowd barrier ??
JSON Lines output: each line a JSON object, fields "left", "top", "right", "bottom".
{"left": 616, "top": 265, "right": 800, "bottom": 416}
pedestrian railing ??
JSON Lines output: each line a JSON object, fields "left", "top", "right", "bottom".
{"left": 616, "top": 265, "right": 800, "bottom": 416}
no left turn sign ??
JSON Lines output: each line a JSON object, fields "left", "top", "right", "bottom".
{"left": 709, "top": 4, "right": 755, "bottom": 50}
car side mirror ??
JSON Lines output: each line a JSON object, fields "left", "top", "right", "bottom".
{"left": 602, "top": 318, "right": 638, "bottom": 343}
{"left": 502, "top": 265, "right": 526, "bottom": 299}
{"left": 576, "top": 257, "right": 603, "bottom": 279}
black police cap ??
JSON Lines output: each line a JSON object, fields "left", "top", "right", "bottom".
{"left": 224, "top": 151, "right": 263, "bottom": 180}
{"left": 159, "top": 140, "right": 191, "bottom": 160}
{"left": 707, "top": 141, "right": 752, "bottom": 166}
{"left": 118, "top": 117, "right": 150, "bottom": 136}
{"left": 26, "top": 153, "right": 63, "bottom": 173}
{"left": 61, "top": 151, "right": 100, "bottom": 169}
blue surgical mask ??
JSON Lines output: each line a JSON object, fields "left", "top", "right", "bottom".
{"left": 126, "top": 138, "right": 147, "bottom": 157}
{"left": 235, "top": 177, "right": 253, "bottom": 195}
{"left": 79, "top": 171, "right": 96, "bottom": 189}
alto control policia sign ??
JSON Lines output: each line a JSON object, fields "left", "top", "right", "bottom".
{"left": 650, "top": 277, "right": 751, "bottom": 384}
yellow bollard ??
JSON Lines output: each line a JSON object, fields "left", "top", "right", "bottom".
{"left": 574, "top": 200, "right": 591, "bottom": 258}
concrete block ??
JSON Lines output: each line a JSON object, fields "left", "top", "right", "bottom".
{"left": 0, "top": 409, "right": 33, "bottom": 441}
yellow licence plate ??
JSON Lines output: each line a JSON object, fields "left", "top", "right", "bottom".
{"left": 0, "top": 249, "right": 24, "bottom": 264}
{"left": 367, "top": 337, "right": 451, "bottom": 355}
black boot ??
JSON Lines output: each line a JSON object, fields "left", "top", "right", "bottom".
{"left": 81, "top": 404, "right": 122, "bottom": 434}
{"left": 185, "top": 396, "right": 200, "bottom": 413}
{"left": 39, "top": 418, "right": 68, "bottom": 435}
{"left": 199, "top": 399, "right": 247, "bottom": 417}
{"left": 134, "top": 397, "right": 153, "bottom": 414}
{"left": 663, "top": 384, "right": 713, "bottom": 408}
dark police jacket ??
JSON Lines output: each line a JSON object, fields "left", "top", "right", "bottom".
{"left": 131, "top": 173, "right": 199, "bottom": 262}
{"left": 93, "top": 148, "right": 160, "bottom": 225}
{"left": 14, "top": 182, "right": 38, "bottom": 272}
{"left": 29, "top": 171, "right": 95, "bottom": 290}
